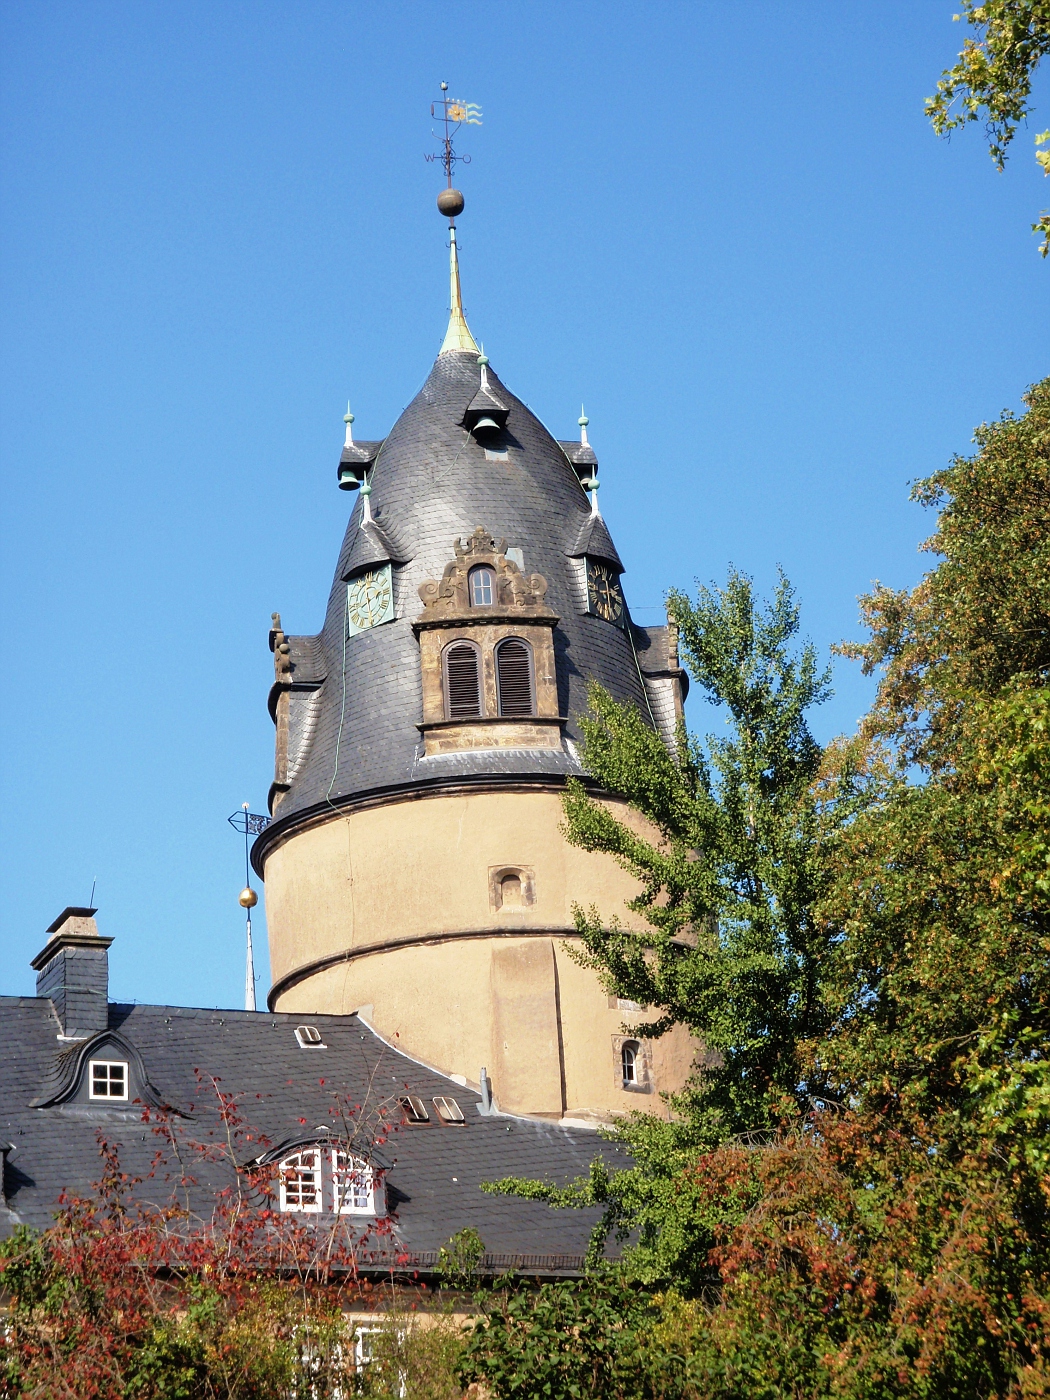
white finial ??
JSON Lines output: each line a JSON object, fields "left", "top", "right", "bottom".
{"left": 343, "top": 403, "right": 355, "bottom": 449}
{"left": 579, "top": 405, "right": 589, "bottom": 447}
{"left": 360, "top": 473, "right": 373, "bottom": 526}
{"left": 478, "top": 345, "right": 489, "bottom": 389}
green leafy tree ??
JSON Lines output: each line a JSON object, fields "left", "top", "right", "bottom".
{"left": 821, "top": 377, "right": 1050, "bottom": 1177}
{"left": 458, "top": 1274, "right": 666, "bottom": 1400}
{"left": 927, "top": 0, "right": 1050, "bottom": 254}
{"left": 562, "top": 567, "right": 845, "bottom": 1142}
{"left": 486, "top": 570, "right": 863, "bottom": 1290}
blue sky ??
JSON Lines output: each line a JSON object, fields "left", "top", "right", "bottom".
{"left": 1, "top": 2, "right": 1046, "bottom": 1009}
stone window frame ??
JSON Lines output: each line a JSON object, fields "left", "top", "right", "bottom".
{"left": 441, "top": 637, "right": 484, "bottom": 719}
{"left": 468, "top": 564, "right": 496, "bottom": 607}
{"left": 612, "top": 1034, "right": 652, "bottom": 1094}
{"left": 495, "top": 635, "right": 535, "bottom": 717}
{"left": 488, "top": 865, "right": 536, "bottom": 911}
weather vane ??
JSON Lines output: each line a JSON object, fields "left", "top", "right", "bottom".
{"left": 426, "top": 81, "right": 481, "bottom": 220}
{"left": 227, "top": 804, "right": 271, "bottom": 1011}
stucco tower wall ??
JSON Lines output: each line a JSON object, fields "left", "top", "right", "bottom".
{"left": 263, "top": 787, "right": 698, "bottom": 1119}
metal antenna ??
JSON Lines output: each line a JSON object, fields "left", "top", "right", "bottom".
{"left": 228, "top": 804, "right": 271, "bottom": 1011}
{"left": 88, "top": 877, "right": 96, "bottom": 908}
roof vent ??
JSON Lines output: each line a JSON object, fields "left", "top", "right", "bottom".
{"left": 30, "top": 908, "right": 112, "bottom": 1039}
{"left": 294, "top": 1025, "right": 326, "bottom": 1049}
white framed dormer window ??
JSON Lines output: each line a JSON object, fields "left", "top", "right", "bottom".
{"left": 279, "top": 1149, "right": 323, "bottom": 1213}
{"left": 332, "top": 1149, "right": 376, "bottom": 1214}
{"left": 89, "top": 1060, "right": 128, "bottom": 1100}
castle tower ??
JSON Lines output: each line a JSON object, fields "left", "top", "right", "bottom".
{"left": 254, "top": 184, "right": 695, "bottom": 1122}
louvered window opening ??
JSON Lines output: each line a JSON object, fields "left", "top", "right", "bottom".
{"left": 445, "top": 643, "right": 482, "bottom": 718}
{"left": 496, "top": 639, "right": 534, "bottom": 717}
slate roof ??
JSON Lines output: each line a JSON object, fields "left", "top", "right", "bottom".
{"left": 0, "top": 997, "right": 622, "bottom": 1273}
{"left": 257, "top": 349, "right": 649, "bottom": 862}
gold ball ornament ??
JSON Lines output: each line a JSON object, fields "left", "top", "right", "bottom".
{"left": 238, "top": 887, "right": 259, "bottom": 909}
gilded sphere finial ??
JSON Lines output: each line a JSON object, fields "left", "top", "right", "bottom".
{"left": 239, "top": 886, "right": 258, "bottom": 909}
{"left": 437, "top": 187, "right": 465, "bottom": 219}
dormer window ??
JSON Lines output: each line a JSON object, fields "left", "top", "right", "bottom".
{"left": 469, "top": 566, "right": 495, "bottom": 606}
{"left": 89, "top": 1060, "right": 128, "bottom": 1101}
{"left": 277, "top": 1146, "right": 376, "bottom": 1215}
{"left": 279, "top": 1149, "right": 322, "bottom": 1213}
{"left": 444, "top": 641, "right": 482, "bottom": 718}
{"left": 496, "top": 638, "right": 534, "bottom": 716}
{"left": 333, "top": 1150, "right": 376, "bottom": 1214}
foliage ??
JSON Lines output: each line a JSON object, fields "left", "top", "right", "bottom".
{"left": 561, "top": 568, "right": 849, "bottom": 1141}
{"left": 355, "top": 1311, "right": 466, "bottom": 1400}
{"left": 926, "top": 1, "right": 1050, "bottom": 254}
{"left": 0, "top": 1076, "right": 398, "bottom": 1398}
{"left": 459, "top": 1273, "right": 667, "bottom": 1400}
{"left": 438, "top": 1227, "right": 486, "bottom": 1291}
{"left": 483, "top": 568, "right": 860, "bottom": 1289}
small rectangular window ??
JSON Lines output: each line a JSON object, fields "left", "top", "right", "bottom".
{"left": 484, "top": 448, "right": 509, "bottom": 462}
{"left": 433, "top": 1096, "right": 465, "bottom": 1124}
{"left": 294, "top": 1025, "right": 327, "bottom": 1049}
{"left": 398, "top": 1095, "right": 430, "bottom": 1123}
{"left": 354, "top": 1326, "right": 382, "bottom": 1369}
{"left": 89, "top": 1060, "right": 128, "bottom": 1100}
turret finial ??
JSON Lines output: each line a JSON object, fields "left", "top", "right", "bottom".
{"left": 343, "top": 402, "right": 355, "bottom": 449}
{"left": 579, "top": 405, "right": 589, "bottom": 447}
{"left": 430, "top": 85, "right": 482, "bottom": 355}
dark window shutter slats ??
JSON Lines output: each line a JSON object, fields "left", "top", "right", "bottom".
{"left": 446, "top": 644, "right": 481, "bottom": 718}
{"left": 497, "top": 640, "right": 534, "bottom": 717}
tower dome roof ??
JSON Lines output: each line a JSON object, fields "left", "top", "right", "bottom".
{"left": 260, "top": 344, "right": 654, "bottom": 843}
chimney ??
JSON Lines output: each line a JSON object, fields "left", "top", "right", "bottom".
{"left": 31, "top": 907, "right": 112, "bottom": 1039}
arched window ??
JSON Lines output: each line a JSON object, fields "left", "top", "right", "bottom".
{"left": 332, "top": 1149, "right": 376, "bottom": 1215}
{"left": 277, "top": 1146, "right": 377, "bottom": 1215}
{"left": 469, "top": 566, "right": 495, "bottom": 606}
{"left": 500, "top": 871, "right": 522, "bottom": 907}
{"left": 496, "top": 638, "right": 534, "bottom": 717}
{"left": 621, "top": 1041, "right": 639, "bottom": 1088}
{"left": 279, "top": 1149, "right": 322, "bottom": 1213}
{"left": 444, "top": 641, "right": 482, "bottom": 718}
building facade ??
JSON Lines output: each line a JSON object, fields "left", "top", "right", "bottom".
{"left": 254, "top": 212, "right": 696, "bottom": 1123}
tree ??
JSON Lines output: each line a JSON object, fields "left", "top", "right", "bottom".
{"left": 926, "top": 0, "right": 1050, "bottom": 254}
{"left": 485, "top": 570, "right": 861, "bottom": 1290}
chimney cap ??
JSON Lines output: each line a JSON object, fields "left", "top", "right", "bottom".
{"left": 46, "top": 906, "right": 98, "bottom": 935}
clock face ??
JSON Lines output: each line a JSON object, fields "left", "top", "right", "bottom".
{"left": 346, "top": 565, "right": 394, "bottom": 636}
{"left": 586, "top": 558, "right": 625, "bottom": 626}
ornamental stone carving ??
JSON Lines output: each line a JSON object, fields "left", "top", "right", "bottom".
{"left": 417, "top": 526, "right": 552, "bottom": 618}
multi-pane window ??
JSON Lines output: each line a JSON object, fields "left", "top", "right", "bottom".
{"left": 277, "top": 1147, "right": 376, "bottom": 1215}
{"left": 495, "top": 638, "right": 534, "bottom": 716}
{"left": 468, "top": 566, "right": 495, "bottom": 606}
{"left": 89, "top": 1060, "right": 128, "bottom": 1100}
{"left": 279, "top": 1150, "right": 322, "bottom": 1213}
{"left": 333, "top": 1150, "right": 375, "bottom": 1214}
{"left": 444, "top": 641, "right": 482, "bottom": 718}
{"left": 621, "top": 1042, "right": 639, "bottom": 1088}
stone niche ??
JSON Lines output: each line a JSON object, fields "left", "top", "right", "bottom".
{"left": 413, "top": 527, "right": 562, "bottom": 757}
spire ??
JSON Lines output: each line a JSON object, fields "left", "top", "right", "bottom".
{"left": 439, "top": 224, "right": 479, "bottom": 355}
